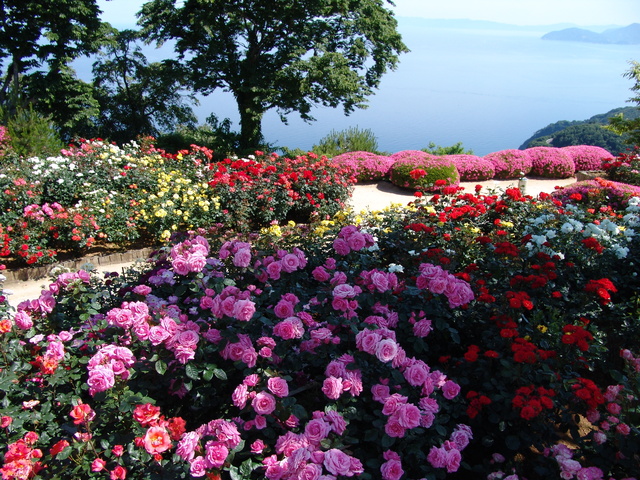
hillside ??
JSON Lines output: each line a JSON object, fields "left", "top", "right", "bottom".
{"left": 519, "top": 106, "right": 640, "bottom": 154}
{"left": 542, "top": 23, "right": 640, "bottom": 44}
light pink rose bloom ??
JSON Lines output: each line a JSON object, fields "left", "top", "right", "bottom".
{"left": 384, "top": 417, "right": 406, "bottom": 438}
{"left": 356, "top": 329, "right": 381, "bottom": 355}
{"left": 304, "top": 418, "right": 331, "bottom": 445}
{"left": 273, "top": 317, "right": 304, "bottom": 340}
{"left": 381, "top": 459, "right": 404, "bottom": 480}
{"left": 298, "top": 463, "right": 322, "bottom": 480}
{"left": 232, "top": 383, "right": 249, "bottom": 408}
{"left": 144, "top": 426, "right": 172, "bottom": 454}
{"left": 331, "top": 297, "right": 349, "bottom": 312}
{"left": 252, "top": 391, "right": 276, "bottom": 415}
{"left": 233, "top": 298, "right": 256, "bottom": 322}
{"left": 148, "top": 325, "right": 171, "bottom": 345}
{"left": 419, "top": 263, "right": 442, "bottom": 278}
{"left": 176, "top": 431, "right": 201, "bottom": 462}
{"left": 322, "top": 376, "right": 344, "bottom": 400}
{"left": 267, "top": 377, "right": 289, "bottom": 398}
{"left": 187, "top": 253, "right": 207, "bottom": 272}
{"left": 176, "top": 329, "right": 200, "bottom": 348}
{"left": 325, "top": 411, "right": 347, "bottom": 435}
{"left": 323, "top": 449, "right": 353, "bottom": 476}
{"left": 427, "top": 446, "right": 447, "bottom": 469}
{"left": 133, "top": 285, "right": 152, "bottom": 296}
{"left": 371, "top": 384, "right": 391, "bottom": 403}
{"left": 395, "top": 403, "right": 421, "bottom": 429}
{"left": 107, "top": 308, "right": 134, "bottom": 329}
{"left": 265, "top": 261, "right": 282, "bottom": 280}
{"left": 38, "top": 290, "right": 56, "bottom": 313}
{"left": 280, "top": 253, "right": 300, "bottom": 273}
{"left": 413, "top": 319, "right": 433, "bottom": 337}
{"left": 375, "top": 338, "right": 398, "bottom": 363}
{"left": 172, "top": 257, "right": 190, "bottom": 276}
{"left": 251, "top": 439, "right": 266, "bottom": 454}
{"left": 14, "top": 311, "right": 33, "bottom": 330}
{"left": 173, "top": 345, "right": 196, "bottom": 364}
{"left": 189, "top": 456, "right": 208, "bottom": 477}
{"left": 404, "top": 361, "right": 429, "bottom": 387}
{"left": 442, "top": 380, "right": 461, "bottom": 400}
{"left": 346, "top": 232, "right": 366, "bottom": 251}
{"left": 428, "top": 275, "right": 449, "bottom": 295}
{"left": 370, "top": 271, "right": 390, "bottom": 292}
{"left": 88, "top": 365, "right": 115, "bottom": 395}
{"left": 205, "top": 441, "right": 229, "bottom": 468}
{"left": 444, "top": 448, "right": 462, "bottom": 473}
{"left": 233, "top": 248, "right": 252, "bottom": 268}
{"left": 382, "top": 394, "right": 407, "bottom": 416}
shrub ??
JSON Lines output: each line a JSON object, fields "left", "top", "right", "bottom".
{"left": 562, "top": 145, "right": 614, "bottom": 172}
{"left": 389, "top": 151, "right": 460, "bottom": 192}
{"left": 312, "top": 126, "right": 380, "bottom": 157}
{"left": 446, "top": 154, "right": 495, "bottom": 182}
{"left": 330, "top": 151, "right": 395, "bottom": 182}
{"left": 5, "top": 105, "right": 64, "bottom": 157}
{"left": 551, "top": 176, "right": 640, "bottom": 210}
{"left": 0, "top": 125, "right": 11, "bottom": 157}
{"left": 484, "top": 149, "right": 532, "bottom": 179}
{"left": 603, "top": 147, "right": 640, "bottom": 186}
{"left": 526, "top": 146, "right": 576, "bottom": 178}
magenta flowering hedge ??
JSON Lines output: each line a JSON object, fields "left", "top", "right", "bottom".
{"left": 445, "top": 154, "right": 496, "bottom": 182}
{"left": 484, "top": 149, "right": 532, "bottom": 179}
{"left": 388, "top": 151, "right": 460, "bottom": 192}
{"left": 330, "top": 151, "right": 395, "bottom": 182}
{"left": 551, "top": 176, "right": 640, "bottom": 210}
{"left": 526, "top": 147, "right": 576, "bottom": 179}
{"left": 562, "top": 145, "right": 614, "bottom": 172}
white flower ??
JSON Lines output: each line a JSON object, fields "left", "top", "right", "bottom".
{"left": 613, "top": 246, "right": 629, "bottom": 259}
{"left": 388, "top": 264, "right": 404, "bottom": 273}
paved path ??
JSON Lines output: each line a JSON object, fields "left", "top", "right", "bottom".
{"left": 2, "top": 177, "right": 577, "bottom": 308}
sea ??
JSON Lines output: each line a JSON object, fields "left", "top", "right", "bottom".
{"left": 74, "top": 18, "right": 639, "bottom": 156}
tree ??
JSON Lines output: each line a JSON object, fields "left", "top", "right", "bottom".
{"left": 138, "top": 0, "right": 408, "bottom": 150}
{"left": 607, "top": 60, "right": 640, "bottom": 147}
{"left": 92, "top": 28, "right": 197, "bottom": 144}
{"left": 0, "top": 0, "right": 108, "bottom": 112}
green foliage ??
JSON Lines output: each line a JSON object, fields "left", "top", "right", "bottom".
{"left": 422, "top": 141, "right": 473, "bottom": 155}
{"left": 3, "top": 105, "right": 64, "bottom": 157}
{"left": 92, "top": 28, "right": 197, "bottom": 145}
{"left": 138, "top": 0, "right": 408, "bottom": 149}
{"left": 607, "top": 60, "right": 640, "bottom": 147}
{"left": 389, "top": 155, "right": 460, "bottom": 192}
{"left": 521, "top": 106, "right": 639, "bottom": 152}
{"left": 155, "top": 115, "right": 241, "bottom": 159}
{"left": 312, "top": 126, "right": 381, "bottom": 156}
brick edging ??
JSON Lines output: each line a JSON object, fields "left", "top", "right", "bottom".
{"left": 2, "top": 247, "right": 156, "bottom": 285}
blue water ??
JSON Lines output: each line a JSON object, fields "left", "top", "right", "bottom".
{"left": 75, "top": 19, "right": 638, "bottom": 156}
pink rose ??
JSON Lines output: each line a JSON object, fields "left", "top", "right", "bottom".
{"left": 172, "top": 257, "right": 190, "bottom": 276}
{"left": 427, "top": 446, "right": 447, "bottom": 469}
{"left": 176, "top": 329, "right": 200, "bottom": 348}
{"left": 144, "top": 426, "right": 172, "bottom": 454}
{"left": 189, "top": 456, "right": 208, "bottom": 477}
{"left": 233, "top": 298, "right": 256, "bottom": 322}
{"left": 87, "top": 365, "right": 115, "bottom": 396}
{"left": 444, "top": 448, "right": 461, "bottom": 473}
{"left": 176, "top": 431, "right": 201, "bottom": 462}
{"left": 403, "top": 361, "right": 429, "bottom": 387}
{"left": 14, "top": 311, "right": 33, "bottom": 330}
{"left": 381, "top": 459, "right": 404, "bottom": 480}
{"left": 371, "top": 384, "right": 391, "bottom": 403}
{"left": 384, "top": 417, "right": 406, "bottom": 438}
{"left": 298, "top": 463, "right": 322, "bottom": 480}
{"left": 322, "top": 376, "right": 344, "bottom": 400}
{"left": 187, "top": 253, "right": 207, "bottom": 272}
{"left": 304, "top": 418, "right": 331, "bottom": 445}
{"left": 312, "top": 266, "right": 330, "bottom": 282}
{"left": 370, "top": 271, "right": 390, "bottom": 292}
{"left": 442, "top": 380, "right": 461, "bottom": 400}
{"left": 267, "top": 377, "right": 289, "bottom": 398}
{"left": 280, "top": 253, "right": 300, "bottom": 273}
{"left": 252, "top": 391, "right": 276, "bottom": 415}
{"left": 251, "top": 439, "right": 266, "bottom": 454}
{"left": 375, "top": 338, "right": 398, "bottom": 363}
{"left": 325, "top": 411, "right": 347, "bottom": 435}
{"left": 205, "top": 441, "right": 229, "bottom": 468}
{"left": 323, "top": 449, "right": 353, "bottom": 476}
{"left": 346, "top": 232, "right": 366, "bottom": 251}
{"left": 232, "top": 383, "right": 249, "bottom": 408}
{"left": 413, "top": 319, "right": 433, "bottom": 337}
{"left": 395, "top": 403, "right": 421, "bottom": 429}
{"left": 233, "top": 248, "right": 252, "bottom": 268}
{"left": 333, "top": 284, "right": 357, "bottom": 298}
{"left": 273, "top": 317, "right": 304, "bottom": 340}
{"left": 333, "top": 238, "right": 351, "bottom": 255}
{"left": 266, "top": 261, "right": 282, "bottom": 280}
{"left": 274, "top": 299, "right": 295, "bottom": 319}
{"left": 38, "top": 290, "right": 56, "bottom": 313}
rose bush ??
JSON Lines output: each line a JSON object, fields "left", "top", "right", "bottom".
{"left": 330, "top": 151, "right": 395, "bottom": 182}
{"left": 1, "top": 180, "right": 639, "bottom": 479}
{"left": 484, "top": 149, "right": 532, "bottom": 179}
{"left": 388, "top": 152, "right": 460, "bottom": 193}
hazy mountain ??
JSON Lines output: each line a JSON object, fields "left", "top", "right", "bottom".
{"left": 542, "top": 23, "right": 640, "bottom": 44}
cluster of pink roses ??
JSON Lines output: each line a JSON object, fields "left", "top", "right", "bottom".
{"left": 175, "top": 419, "right": 242, "bottom": 477}
{"left": 171, "top": 235, "right": 210, "bottom": 275}
{"left": 416, "top": 263, "right": 475, "bottom": 308}
{"left": 358, "top": 268, "right": 399, "bottom": 293}
{"left": 200, "top": 284, "right": 257, "bottom": 322}
{"left": 426, "top": 424, "right": 473, "bottom": 474}
{"left": 0, "top": 431, "right": 44, "bottom": 479}
{"left": 87, "top": 344, "right": 136, "bottom": 396}
{"left": 255, "top": 246, "right": 308, "bottom": 282}
{"left": 322, "top": 354, "right": 363, "bottom": 400}
{"left": 332, "top": 225, "right": 376, "bottom": 256}
{"left": 546, "top": 444, "right": 607, "bottom": 480}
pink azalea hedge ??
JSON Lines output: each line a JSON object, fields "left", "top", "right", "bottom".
{"left": 446, "top": 155, "right": 495, "bottom": 182}
{"left": 562, "top": 146, "right": 614, "bottom": 172}
{"left": 484, "top": 149, "right": 532, "bottom": 180}
{"left": 526, "top": 147, "right": 575, "bottom": 179}
{"left": 331, "top": 151, "right": 395, "bottom": 182}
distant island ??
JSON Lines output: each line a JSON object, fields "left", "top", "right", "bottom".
{"left": 542, "top": 23, "right": 640, "bottom": 44}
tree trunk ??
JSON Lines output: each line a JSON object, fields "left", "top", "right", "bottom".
{"left": 236, "top": 90, "right": 264, "bottom": 152}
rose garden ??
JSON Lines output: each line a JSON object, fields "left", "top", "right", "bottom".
{"left": 1, "top": 134, "right": 640, "bottom": 479}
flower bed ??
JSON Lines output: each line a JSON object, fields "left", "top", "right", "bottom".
{"left": 484, "top": 149, "right": 532, "bottom": 179}
{"left": 526, "top": 146, "right": 575, "bottom": 178}
{"left": 562, "top": 145, "right": 614, "bottom": 172}
{"left": 1, "top": 183, "right": 639, "bottom": 479}
{"left": 0, "top": 140, "right": 355, "bottom": 267}
{"left": 446, "top": 154, "right": 495, "bottom": 182}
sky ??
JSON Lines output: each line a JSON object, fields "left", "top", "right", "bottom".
{"left": 98, "top": 0, "right": 640, "bottom": 29}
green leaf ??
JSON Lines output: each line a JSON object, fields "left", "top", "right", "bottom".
{"left": 155, "top": 360, "right": 167, "bottom": 375}
{"left": 213, "top": 368, "right": 227, "bottom": 380}
{"left": 185, "top": 363, "right": 199, "bottom": 380}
